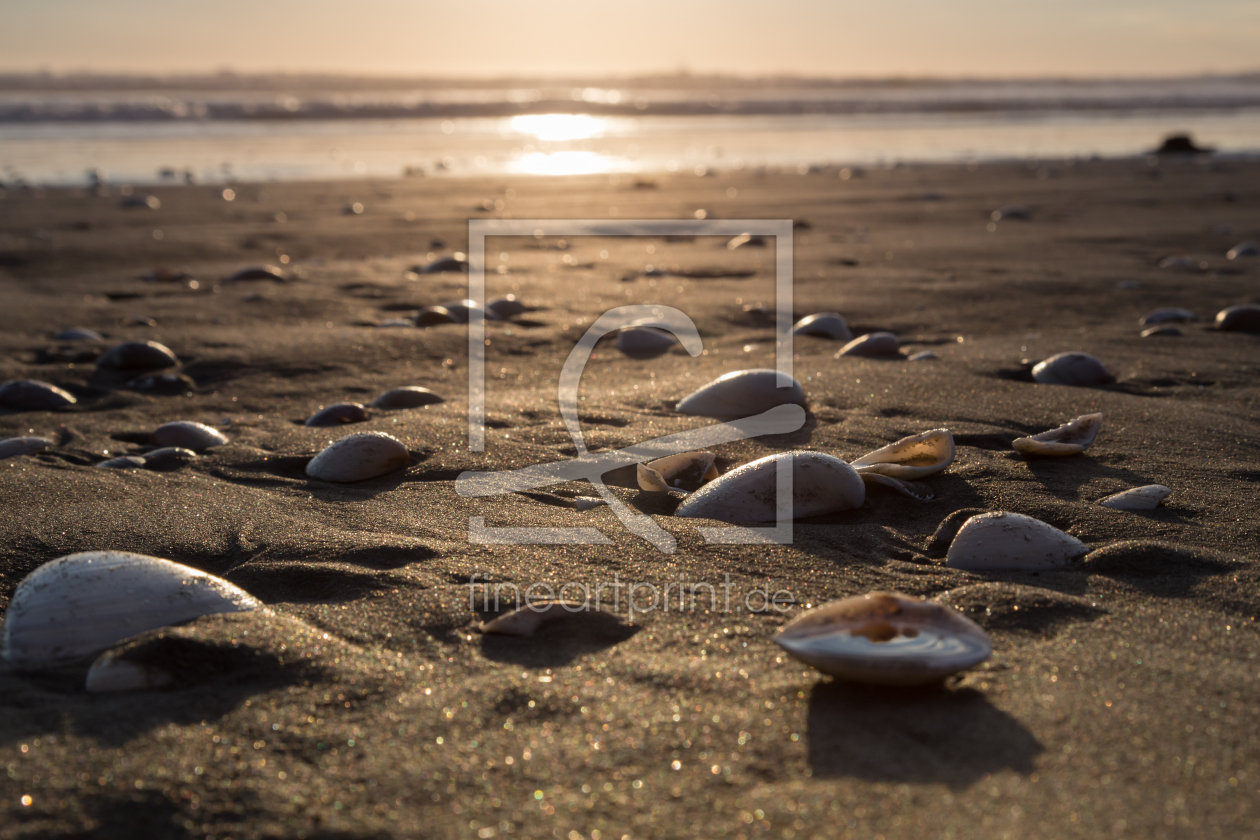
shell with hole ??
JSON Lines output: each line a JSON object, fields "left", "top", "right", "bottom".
{"left": 773, "top": 591, "right": 992, "bottom": 685}
{"left": 674, "top": 369, "right": 805, "bottom": 419}
{"left": 835, "top": 332, "right": 900, "bottom": 358}
{"left": 480, "top": 601, "right": 626, "bottom": 637}
{"left": 151, "top": 421, "right": 228, "bottom": 451}
{"left": 1012, "top": 413, "right": 1102, "bottom": 456}
{"left": 304, "top": 403, "right": 370, "bottom": 427}
{"left": 0, "top": 436, "right": 53, "bottom": 460}
{"left": 1031, "top": 352, "right": 1113, "bottom": 386}
{"left": 305, "top": 431, "right": 410, "bottom": 482}
{"left": 96, "top": 340, "right": 179, "bottom": 371}
{"left": 849, "top": 428, "right": 955, "bottom": 500}
{"left": 0, "top": 551, "right": 260, "bottom": 669}
{"left": 637, "top": 451, "right": 719, "bottom": 492}
{"left": 792, "top": 312, "right": 852, "bottom": 341}
{"left": 676, "top": 451, "right": 864, "bottom": 523}
{"left": 1099, "top": 485, "right": 1172, "bottom": 510}
{"left": 945, "top": 511, "right": 1088, "bottom": 571}
{"left": 615, "top": 326, "right": 677, "bottom": 356}
{"left": 370, "top": 386, "right": 444, "bottom": 409}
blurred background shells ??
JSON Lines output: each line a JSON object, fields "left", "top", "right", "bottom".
{"left": 96, "top": 340, "right": 179, "bottom": 371}
{"left": 792, "top": 312, "right": 852, "bottom": 341}
{"left": 0, "top": 380, "right": 76, "bottom": 410}
{"left": 1031, "top": 352, "right": 1113, "bottom": 386}
{"left": 370, "top": 386, "right": 444, "bottom": 409}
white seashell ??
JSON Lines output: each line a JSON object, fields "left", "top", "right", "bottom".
{"left": 675, "top": 369, "right": 805, "bottom": 419}
{"left": 908, "top": 350, "right": 937, "bottom": 361}
{"left": 1141, "top": 325, "right": 1182, "bottom": 338}
{"left": 1215, "top": 305, "right": 1260, "bottom": 333}
{"left": 151, "top": 421, "right": 228, "bottom": 451}
{"left": 96, "top": 455, "right": 146, "bottom": 469}
{"left": 85, "top": 654, "right": 174, "bottom": 692}
{"left": 0, "top": 380, "right": 76, "bottom": 410}
{"left": 945, "top": 511, "right": 1088, "bottom": 571}
{"left": 370, "top": 386, "right": 444, "bottom": 408}
{"left": 0, "top": 551, "right": 260, "bottom": 668}
{"left": 773, "top": 591, "right": 992, "bottom": 685}
{"left": 676, "top": 451, "right": 863, "bottom": 524}
{"left": 836, "top": 332, "right": 899, "bottom": 357}
{"left": 1031, "top": 352, "right": 1112, "bottom": 386}
{"left": 636, "top": 451, "right": 719, "bottom": 492}
{"left": 486, "top": 295, "right": 525, "bottom": 319}
{"left": 615, "top": 327, "right": 677, "bottom": 356}
{"left": 0, "top": 436, "right": 53, "bottom": 460}
{"left": 1099, "top": 485, "right": 1171, "bottom": 510}
{"left": 54, "top": 328, "right": 104, "bottom": 341}
{"left": 96, "top": 340, "right": 179, "bottom": 371}
{"left": 305, "top": 403, "right": 370, "bottom": 427}
{"left": 792, "top": 312, "right": 852, "bottom": 341}
{"left": 1012, "top": 413, "right": 1102, "bottom": 456}
{"left": 851, "top": 429, "right": 955, "bottom": 480}
{"left": 305, "top": 432, "right": 410, "bottom": 482}
{"left": 1226, "top": 241, "right": 1258, "bottom": 260}
{"left": 480, "top": 600, "right": 625, "bottom": 637}
{"left": 439, "top": 299, "right": 500, "bottom": 323}
{"left": 1139, "top": 308, "right": 1195, "bottom": 326}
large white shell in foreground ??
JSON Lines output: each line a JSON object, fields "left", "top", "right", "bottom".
{"left": 1099, "top": 485, "right": 1171, "bottom": 510}
{"left": 836, "top": 332, "right": 900, "bottom": 357}
{"left": 1012, "top": 413, "right": 1102, "bottom": 456}
{"left": 945, "top": 511, "right": 1087, "bottom": 571}
{"left": 675, "top": 369, "right": 805, "bottom": 419}
{"left": 792, "top": 312, "right": 852, "bottom": 341}
{"left": 636, "top": 451, "right": 719, "bottom": 492}
{"left": 0, "top": 551, "right": 259, "bottom": 668}
{"left": 774, "top": 591, "right": 992, "bottom": 686}
{"left": 1031, "top": 352, "right": 1112, "bottom": 386}
{"left": 151, "top": 421, "right": 228, "bottom": 451}
{"left": 305, "top": 432, "right": 410, "bottom": 482}
{"left": 0, "top": 436, "right": 53, "bottom": 460}
{"left": 851, "top": 429, "right": 955, "bottom": 479}
{"left": 676, "top": 451, "right": 864, "bottom": 523}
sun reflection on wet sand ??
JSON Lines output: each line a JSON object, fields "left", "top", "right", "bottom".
{"left": 508, "top": 114, "right": 607, "bottom": 141}
{"left": 507, "top": 151, "right": 633, "bottom": 176}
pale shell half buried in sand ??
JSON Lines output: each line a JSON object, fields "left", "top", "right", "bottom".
{"left": 151, "top": 421, "right": 228, "bottom": 451}
{"left": 370, "top": 386, "right": 444, "bottom": 409}
{"left": 305, "top": 432, "right": 410, "bottom": 482}
{"left": 0, "top": 436, "right": 53, "bottom": 460}
{"left": 1031, "top": 352, "right": 1112, "bottom": 386}
{"left": 637, "top": 451, "right": 719, "bottom": 492}
{"left": 945, "top": 511, "right": 1088, "bottom": 571}
{"left": 615, "top": 326, "right": 677, "bottom": 356}
{"left": 835, "top": 332, "right": 899, "bottom": 358}
{"left": 792, "top": 312, "right": 852, "bottom": 341}
{"left": 674, "top": 369, "right": 805, "bottom": 419}
{"left": 0, "top": 551, "right": 260, "bottom": 669}
{"left": 1012, "top": 413, "right": 1102, "bottom": 456}
{"left": 773, "top": 592, "right": 992, "bottom": 686}
{"left": 304, "top": 403, "right": 370, "bottom": 427}
{"left": 480, "top": 601, "right": 627, "bottom": 637}
{"left": 676, "top": 451, "right": 864, "bottom": 523}
{"left": 1099, "top": 485, "right": 1172, "bottom": 510}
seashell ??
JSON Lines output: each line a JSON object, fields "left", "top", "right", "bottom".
{"left": 486, "top": 295, "right": 526, "bottom": 319}
{"left": 0, "top": 380, "right": 76, "bottom": 410}
{"left": 142, "top": 447, "right": 197, "bottom": 469}
{"left": 1226, "top": 241, "right": 1258, "bottom": 260}
{"left": 304, "top": 402, "right": 370, "bottom": 427}
{"left": 151, "top": 421, "right": 228, "bottom": 451}
{"left": 573, "top": 496, "right": 607, "bottom": 511}
{"left": 0, "top": 436, "right": 52, "bottom": 460}
{"left": 851, "top": 429, "right": 955, "bottom": 480}
{"left": 85, "top": 653, "right": 174, "bottom": 692}
{"left": 835, "top": 332, "right": 899, "bottom": 358}
{"left": 675, "top": 369, "right": 805, "bottom": 419}
{"left": 676, "top": 451, "right": 864, "bottom": 524}
{"left": 414, "top": 306, "right": 458, "bottom": 326}
{"left": 127, "top": 372, "right": 196, "bottom": 395}
{"left": 1012, "top": 413, "right": 1102, "bottom": 456}
{"left": 480, "top": 600, "right": 625, "bottom": 637}
{"left": 1158, "top": 256, "right": 1197, "bottom": 270}
{"left": 226, "top": 265, "right": 285, "bottom": 282}
{"left": 1215, "top": 305, "right": 1260, "bottom": 333}
{"left": 96, "top": 455, "right": 147, "bottom": 469}
{"left": 129, "top": 315, "right": 158, "bottom": 327}
{"left": 792, "top": 312, "right": 852, "bottom": 341}
{"left": 54, "top": 328, "right": 103, "bottom": 341}
{"left": 1099, "top": 485, "right": 1171, "bottom": 510}
{"left": 417, "top": 254, "right": 469, "bottom": 274}
{"left": 119, "top": 194, "right": 160, "bottom": 209}
{"left": 907, "top": 350, "right": 937, "bottom": 361}
{"left": 773, "top": 592, "right": 992, "bottom": 686}
{"left": 96, "top": 340, "right": 179, "bottom": 371}
{"left": 1139, "top": 308, "right": 1195, "bottom": 326}
{"left": 991, "top": 205, "right": 1031, "bottom": 221}
{"left": 1141, "top": 325, "right": 1182, "bottom": 337}
{"left": 637, "top": 451, "right": 719, "bottom": 492}
{"left": 305, "top": 432, "right": 410, "bottom": 482}
{"left": 438, "top": 299, "right": 500, "bottom": 323}
{"left": 1031, "top": 352, "right": 1112, "bottom": 386}
{"left": 615, "top": 326, "right": 677, "bottom": 356}
{"left": 370, "top": 386, "right": 444, "bottom": 409}
{"left": 0, "top": 551, "right": 260, "bottom": 668}
{"left": 945, "top": 511, "right": 1087, "bottom": 571}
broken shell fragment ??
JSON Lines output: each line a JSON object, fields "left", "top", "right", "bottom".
{"left": 151, "top": 421, "right": 228, "bottom": 451}
{"left": 305, "top": 402, "right": 370, "bottom": 427}
{"left": 1099, "top": 485, "right": 1172, "bottom": 510}
{"left": 480, "top": 601, "right": 625, "bottom": 637}
{"left": 486, "top": 295, "right": 526, "bottom": 319}
{"left": 792, "top": 312, "right": 853, "bottom": 341}
{"left": 636, "top": 451, "right": 719, "bottom": 492}
{"left": 305, "top": 431, "right": 410, "bottom": 482}
{"left": 615, "top": 326, "right": 677, "bottom": 356}
{"left": 1215, "top": 305, "right": 1260, "bottom": 333}
{"left": 851, "top": 429, "right": 955, "bottom": 480}
{"left": 676, "top": 451, "right": 864, "bottom": 524}
{"left": 1031, "top": 352, "right": 1113, "bottom": 386}
{"left": 0, "top": 551, "right": 260, "bottom": 668}
{"left": 0, "top": 380, "right": 77, "bottom": 410}
{"left": 945, "top": 511, "right": 1088, "bottom": 571}
{"left": 1012, "top": 413, "right": 1102, "bottom": 456}
{"left": 96, "top": 340, "right": 179, "bottom": 371}
{"left": 675, "top": 369, "right": 805, "bottom": 419}
{"left": 0, "top": 436, "right": 52, "bottom": 460}
{"left": 836, "top": 332, "right": 899, "bottom": 358}
{"left": 370, "top": 386, "right": 444, "bottom": 409}
{"left": 773, "top": 592, "right": 992, "bottom": 686}
{"left": 1139, "top": 308, "right": 1195, "bottom": 326}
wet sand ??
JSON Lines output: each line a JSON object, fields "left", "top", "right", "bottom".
{"left": 1, "top": 159, "right": 1258, "bottom": 839}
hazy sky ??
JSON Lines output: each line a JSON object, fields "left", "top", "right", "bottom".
{"left": 4, "top": 0, "right": 1259, "bottom": 78}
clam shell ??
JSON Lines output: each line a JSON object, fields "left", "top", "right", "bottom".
{"left": 773, "top": 592, "right": 992, "bottom": 686}
{"left": 0, "top": 551, "right": 260, "bottom": 668}
{"left": 1012, "top": 413, "right": 1102, "bottom": 456}
{"left": 636, "top": 451, "right": 719, "bottom": 492}
{"left": 85, "top": 654, "right": 174, "bottom": 692}
{"left": 1141, "top": 325, "right": 1182, "bottom": 337}
{"left": 304, "top": 402, "right": 370, "bottom": 427}
{"left": 415, "top": 306, "right": 458, "bottom": 326}
{"left": 151, "top": 421, "right": 228, "bottom": 451}
{"left": 1031, "top": 352, "right": 1112, "bottom": 386}
{"left": 0, "top": 380, "right": 77, "bottom": 410}
{"left": 676, "top": 451, "right": 864, "bottom": 524}
{"left": 370, "top": 386, "right": 444, "bottom": 409}
{"left": 615, "top": 326, "right": 677, "bottom": 356}
{"left": 836, "top": 332, "right": 900, "bottom": 357}
{"left": 305, "top": 432, "right": 410, "bottom": 482}
{"left": 96, "top": 340, "right": 179, "bottom": 371}
{"left": 1139, "top": 308, "right": 1195, "bottom": 326}
{"left": 0, "top": 436, "right": 53, "bottom": 460}
{"left": 96, "top": 455, "right": 146, "bottom": 469}
{"left": 143, "top": 447, "right": 197, "bottom": 469}
{"left": 418, "top": 255, "right": 469, "bottom": 274}
{"left": 1099, "top": 484, "right": 1171, "bottom": 510}
{"left": 1215, "top": 305, "right": 1260, "bottom": 333}
{"left": 439, "top": 299, "right": 499, "bottom": 323}
{"left": 486, "top": 295, "right": 526, "bottom": 319}
{"left": 227, "top": 265, "right": 285, "bottom": 282}
{"left": 851, "top": 429, "right": 955, "bottom": 479}
{"left": 1226, "top": 241, "right": 1258, "bottom": 260}
{"left": 945, "top": 511, "right": 1087, "bottom": 571}
{"left": 54, "top": 328, "right": 103, "bottom": 341}
{"left": 792, "top": 312, "right": 853, "bottom": 341}
{"left": 675, "top": 369, "right": 806, "bottom": 419}
{"left": 480, "top": 600, "right": 625, "bottom": 637}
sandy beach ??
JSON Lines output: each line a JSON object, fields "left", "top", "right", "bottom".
{"left": 1, "top": 158, "right": 1258, "bottom": 839}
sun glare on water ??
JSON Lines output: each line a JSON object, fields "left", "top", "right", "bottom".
{"left": 509, "top": 114, "right": 606, "bottom": 142}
